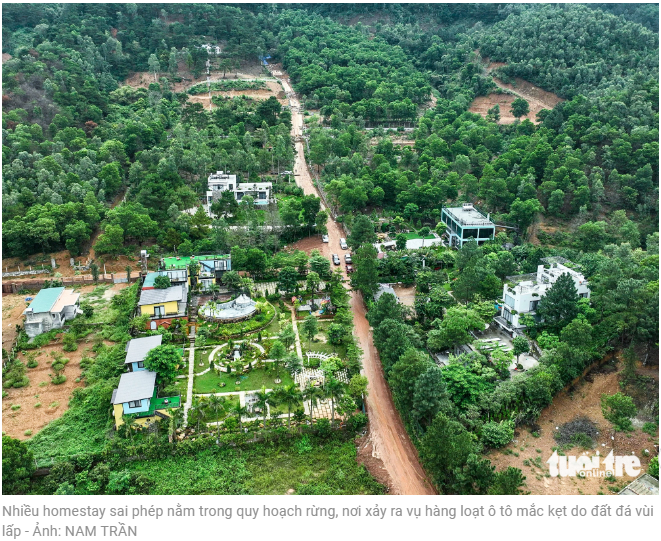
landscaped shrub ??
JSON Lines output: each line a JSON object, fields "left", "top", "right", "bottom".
{"left": 3, "top": 358, "right": 29, "bottom": 388}
{"left": 481, "top": 420, "right": 515, "bottom": 448}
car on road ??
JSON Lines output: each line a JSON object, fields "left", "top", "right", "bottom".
{"left": 346, "top": 264, "right": 354, "bottom": 273}
{"left": 332, "top": 254, "right": 340, "bottom": 265}
{"left": 340, "top": 238, "right": 348, "bottom": 250}
{"left": 322, "top": 235, "right": 329, "bottom": 243}
{"left": 344, "top": 254, "right": 352, "bottom": 263}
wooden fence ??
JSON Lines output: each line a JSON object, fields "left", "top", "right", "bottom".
{"left": 2, "top": 274, "right": 140, "bottom": 294}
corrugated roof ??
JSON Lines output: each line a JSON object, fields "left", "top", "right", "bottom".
{"left": 124, "top": 335, "right": 162, "bottom": 365}
{"left": 113, "top": 370, "right": 157, "bottom": 404}
{"left": 51, "top": 290, "right": 79, "bottom": 312}
{"left": 26, "top": 287, "right": 65, "bottom": 313}
{"left": 138, "top": 284, "right": 185, "bottom": 306}
{"left": 619, "top": 474, "right": 659, "bottom": 495}
{"left": 142, "top": 272, "right": 159, "bottom": 288}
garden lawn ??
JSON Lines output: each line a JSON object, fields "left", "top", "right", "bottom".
{"left": 403, "top": 232, "right": 435, "bottom": 240}
{"left": 194, "top": 367, "right": 294, "bottom": 394}
{"left": 204, "top": 395, "right": 240, "bottom": 422}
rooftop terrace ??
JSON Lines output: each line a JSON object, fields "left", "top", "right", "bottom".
{"left": 162, "top": 254, "right": 230, "bottom": 269}
{"left": 443, "top": 204, "right": 494, "bottom": 227}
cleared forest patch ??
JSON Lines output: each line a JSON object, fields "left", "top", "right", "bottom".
{"left": 2, "top": 342, "right": 90, "bottom": 441}
{"left": 188, "top": 80, "right": 287, "bottom": 111}
{"left": 471, "top": 56, "right": 564, "bottom": 124}
{"left": 487, "top": 360, "right": 657, "bottom": 495}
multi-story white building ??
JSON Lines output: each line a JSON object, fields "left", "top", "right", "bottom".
{"left": 206, "top": 171, "right": 272, "bottom": 206}
{"left": 495, "top": 257, "right": 590, "bottom": 331}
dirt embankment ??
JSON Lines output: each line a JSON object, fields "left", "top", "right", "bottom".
{"left": 488, "top": 361, "right": 658, "bottom": 495}
{"left": 469, "top": 58, "right": 563, "bottom": 125}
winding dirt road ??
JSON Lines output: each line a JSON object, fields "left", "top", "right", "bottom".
{"left": 275, "top": 69, "right": 436, "bottom": 495}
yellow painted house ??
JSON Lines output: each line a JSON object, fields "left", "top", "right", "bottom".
{"left": 138, "top": 283, "right": 187, "bottom": 318}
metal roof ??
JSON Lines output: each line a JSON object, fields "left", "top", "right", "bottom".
{"left": 138, "top": 284, "right": 185, "bottom": 306}
{"left": 124, "top": 335, "right": 162, "bottom": 365}
{"left": 26, "top": 287, "right": 65, "bottom": 313}
{"left": 619, "top": 474, "right": 659, "bottom": 495}
{"left": 112, "top": 370, "right": 157, "bottom": 404}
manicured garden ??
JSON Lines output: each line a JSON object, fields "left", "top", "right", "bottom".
{"left": 194, "top": 366, "right": 294, "bottom": 394}
{"left": 197, "top": 301, "right": 276, "bottom": 341}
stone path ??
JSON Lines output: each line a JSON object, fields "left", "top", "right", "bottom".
{"left": 183, "top": 345, "right": 195, "bottom": 426}
{"left": 289, "top": 307, "right": 303, "bottom": 359}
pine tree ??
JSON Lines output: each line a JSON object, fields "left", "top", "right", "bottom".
{"left": 536, "top": 273, "right": 579, "bottom": 332}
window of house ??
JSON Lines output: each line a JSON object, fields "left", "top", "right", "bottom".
{"left": 505, "top": 294, "right": 515, "bottom": 308}
{"left": 579, "top": 293, "right": 589, "bottom": 298}
{"left": 259, "top": 191, "right": 266, "bottom": 199}
{"left": 503, "top": 308, "right": 513, "bottom": 323}
{"left": 529, "top": 300, "right": 539, "bottom": 311}
{"left": 154, "top": 306, "right": 164, "bottom": 317}
{"left": 128, "top": 400, "right": 142, "bottom": 408}
{"left": 137, "top": 361, "right": 144, "bottom": 368}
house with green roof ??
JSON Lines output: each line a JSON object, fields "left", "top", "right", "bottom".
{"left": 23, "top": 287, "right": 81, "bottom": 337}
{"left": 159, "top": 254, "right": 231, "bottom": 291}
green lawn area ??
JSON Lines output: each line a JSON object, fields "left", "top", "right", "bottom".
{"left": 403, "top": 232, "right": 435, "bottom": 240}
{"left": 204, "top": 394, "right": 240, "bottom": 422}
{"left": 194, "top": 367, "right": 294, "bottom": 394}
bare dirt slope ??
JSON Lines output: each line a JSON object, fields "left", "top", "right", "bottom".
{"left": 276, "top": 69, "right": 436, "bottom": 495}
{"left": 188, "top": 80, "right": 286, "bottom": 111}
{"left": 488, "top": 362, "right": 657, "bottom": 495}
{"left": 2, "top": 342, "right": 89, "bottom": 440}
{"left": 470, "top": 58, "right": 563, "bottom": 124}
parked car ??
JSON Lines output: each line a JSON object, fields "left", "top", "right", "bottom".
{"left": 346, "top": 264, "right": 354, "bottom": 273}
{"left": 322, "top": 234, "right": 329, "bottom": 243}
{"left": 332, "top": 254, "right": 340, "bottom": 265}
{"left": 344, "top": 254, "right": 352, "bottom": 263}
{"left": 340, "top": 238, "right": 348, "bottom": 250}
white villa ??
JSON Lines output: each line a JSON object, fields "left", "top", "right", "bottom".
{"left": 495, "top": 257, "right": 590, "bottom": 331}
{"left": 206, "top": 171, "right": 272, "bottom": 206}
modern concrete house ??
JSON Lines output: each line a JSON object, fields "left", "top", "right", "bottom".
{"left": 495, "top": 257, "right": 590, "bottom": 331}
{"left": 441, "top": 203, "right": 495, "bottom": 248}
{"left": 206, "top": 171, "right": 271, "bottom": 206}
{"left": 124, "top": 335, "right": 163, "bottom": 372}
{"left": 23, "top": 287, "right": 81, "bottom": 337}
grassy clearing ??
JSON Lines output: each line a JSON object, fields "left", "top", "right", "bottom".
{"left": 116, "top": 437, "right": 384, "bottom": 495}
{"left": 194, "top": 367, "right": 293, "bottom": 394}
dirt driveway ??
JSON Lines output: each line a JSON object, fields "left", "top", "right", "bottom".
{"left": 275, "top": 70, "right": 436, "bottom": 495}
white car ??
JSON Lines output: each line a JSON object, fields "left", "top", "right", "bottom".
{"left": 322, "top": 235, "right": 329, "bottom": 243}
{"left": 340, "top": 238, "right": 348, "bottom": 250}
{"left": 332, "top": 254, "right": 341, "bottom": 265}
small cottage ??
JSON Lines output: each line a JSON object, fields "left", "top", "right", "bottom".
{"left": 124, "top": 335, "right": 162, "bottom": 372}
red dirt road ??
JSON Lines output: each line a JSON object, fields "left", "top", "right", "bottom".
{"left": 277, "top": 70, "right": 436, "bottom": 495}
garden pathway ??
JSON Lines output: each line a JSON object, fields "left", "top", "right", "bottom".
{"left": 289, "top": 307, "right": 303, "bottom": 359}
{"left": 183, "top": 345, "right": 195, "bottom": 426}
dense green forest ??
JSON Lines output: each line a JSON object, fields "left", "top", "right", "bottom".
{"left": 2, "top": 3, "right": 658, "bottom": 496}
